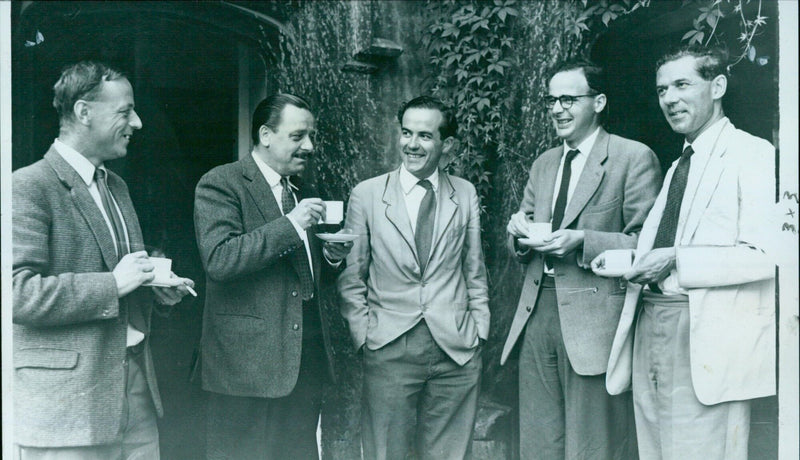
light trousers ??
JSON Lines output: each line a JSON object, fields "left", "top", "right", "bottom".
{"left": 632, "top": 293, "right": 751, "bottom": 460}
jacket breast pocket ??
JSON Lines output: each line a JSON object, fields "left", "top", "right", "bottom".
{"left": 585, "top": 198, "right": 620, "bottom": 215}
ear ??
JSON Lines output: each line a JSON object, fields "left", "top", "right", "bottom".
{"left": 710, "top": 74, "right": 727, "bottom": 100}
{"left": 442, "top": 136, "right": 457, "bottom": 155}
{"left": 258, "top": 125, "right": 272, "bottom": 148}
{"left": 593, "top": 93, "right": 607, "bottom": 114}
{"left": 73, "top": 100, "right": 91, "bottom": 125}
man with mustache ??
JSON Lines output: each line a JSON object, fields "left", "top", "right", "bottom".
{"left": 501, "top": 59, "right": 661, "bottom": 459}
{"left": 12, "top": 60, "right": 193, "bottom": 459}
{"left": 338, "top": 96, "right": 490, "bottom": 459}
{"left": 194, "top": 93, "right": 351, "bottom": 459}
{"left": 603, "top": 45, "right": 776, "bottom": 460}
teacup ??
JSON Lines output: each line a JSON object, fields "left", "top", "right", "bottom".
{"left": 602, "top": 249, "right": 636, "bottom": 273}
{"left": 149, "top": 257, "right": 173, "bottom": 284}
{"left": 322, "top": 201, "right": 344, "bottom": 224}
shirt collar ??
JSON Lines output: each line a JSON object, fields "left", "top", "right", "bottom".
{"left": 399, "top": 164, "right": 439, "bottom": 195}
{"left": 53, "top": 138, "right": 101, "bottom": 186}
{"left": 252, "top": 151, "right": 297, "bottom": 190}
{"left": 684, "top": 116, "right": 729, "bottom": 158}
{"left": 562, "top": 126, "right": 601, "bottom": 157}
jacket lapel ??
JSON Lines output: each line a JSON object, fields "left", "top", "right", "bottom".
{"left": 534, "top": 151, "right": 560, "bottom": 223}
{"left": 679, "top": 122, "right": 731, "bottom": 244}
{"left": 382, "top": 169, "right": 417, "bottom": 259}
{"left": 430, "top": 172, "right": 458, "bottom": 257}
{"left": 560, "top": 128, "right": 608, "bottom": 229}
{"left": 242, "top": 155, "right": 283, "bottom": 224}
{"left": 45, "top": 149, "right": 119, "bottom": 269}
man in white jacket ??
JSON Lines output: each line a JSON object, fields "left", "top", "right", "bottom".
{"left": 598, "top": 45, "right": 776, "bottom": 460}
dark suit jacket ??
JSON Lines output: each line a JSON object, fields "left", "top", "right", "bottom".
{"left": 12, "top": 147, "right": 161, "bottom": 447}
{"left": 194, "top": 154, "right": 337, "bottom": 398}
{"left": 500, "top": 128, "right": 662, "bottom": 376}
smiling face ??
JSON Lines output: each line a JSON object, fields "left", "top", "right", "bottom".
{"left": 548, "top": 69, "right": 605, "bottom": 147}
{"left": 656, "top": 55, "right": 726, "bottom": 143}
{"left": 399, "top": 108, "right": 453, "bottom": 180}
{"left": 261, "top": 104, "right": 316, "bottom": 176}
{"left": 83, "top": 78, "right": 142, "bottom": 164}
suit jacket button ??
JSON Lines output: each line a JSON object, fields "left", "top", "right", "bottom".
{"left": 292, "top": 290, "right": 298, "bottom": 297}
{"left": 534, "top": 279, "right": 539, "bottom": 286}
{"left": 526, "top": 306, "right": 532, "bottom": 312}
{"left": 292, "top": 324, "right": 299, "bottom": 331}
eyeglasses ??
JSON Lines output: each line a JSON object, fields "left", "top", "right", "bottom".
{"left": 543, "top": 94, "right": 598, "bottom": 109}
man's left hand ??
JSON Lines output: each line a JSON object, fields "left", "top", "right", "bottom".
{"left": 152, "top": 276, "right": 196, "bottom": 305}
{"left": 324, "top": 240, "right": 353, "bottom": 263}
{"left": 625, "top": 247, "right": 676, "bottom": 285}
{"left": 533, "top": 229, "right": 584, "bottom": 257}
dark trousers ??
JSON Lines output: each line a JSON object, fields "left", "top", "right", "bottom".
{"left": 206, "top": 301, "right": 326, "bottom": 460}
{"left": 519, "top": 276, "right": 637, "bottom": 460}
{"left": 362, "top": 320, "right": 482, "bottom": 460}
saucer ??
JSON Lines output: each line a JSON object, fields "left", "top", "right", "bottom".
{"left": 316, "top": 233, "right": 358, "bottom": 243}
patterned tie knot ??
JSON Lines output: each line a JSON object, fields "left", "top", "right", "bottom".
{"left": 418, "top": 179, "right": 432, "bottom": 191}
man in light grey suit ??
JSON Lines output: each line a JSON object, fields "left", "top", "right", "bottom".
{"left": 601, "top": 45, "right": 776, "bottom": 460}
{"left": 338, "top": 96, "right": 490, "bottom": 460}
{"left": 13, "top": 61, "right": 193, "bottom": 459}
{"left": 501, "top": 60, "right": 661, "bottom": 459}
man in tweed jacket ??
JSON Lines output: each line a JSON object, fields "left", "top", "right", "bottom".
{"left": 12, "top": 61, "right": 192, "bottom": 459}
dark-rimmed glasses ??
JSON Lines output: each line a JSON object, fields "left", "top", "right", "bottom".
{"left": 544, "top": 94, "right": 598, "bottom": 109}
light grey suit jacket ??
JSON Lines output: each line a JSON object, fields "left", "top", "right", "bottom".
{"left": 500, "top": 128, "right": 662, "bottom": 375}
{"left": 13, "top": 147, "right": 161, "bottom": 447}
{"left": 338, "top": 168, "right": 489, "bottom": 366}
{"left": 607, "top": 120, "right": 776, "bottom": 404}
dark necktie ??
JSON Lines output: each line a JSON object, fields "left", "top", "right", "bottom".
{"left": 546, "top": 149, "right": 579, "bottom": 270}
{"left": 95, "top": 168, "right": 129, "bottom": 257}
{"left": 281, "top": 177, "right": 314, "bottom": 300}
{"left": 95, "top": 168, "right": 144, "bottom": 333}
{"left": 415, "top": 179, "right": 436, "bottom": 275}
{"left": 649, "top": 145, "right": 695, "bottom": 293}
{"left": 551, "top": 149, "right": 580, "bottom": 232}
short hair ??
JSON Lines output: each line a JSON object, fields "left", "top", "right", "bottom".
{"left": 548, "top": 59, "right": 606, "bottom": 95}
{"left": 251, "top": 93, "right": 312, "bottom": 144}
{"left": 396, "top": 96, "right": 458, "bottom": 140}
{"left": 52, "top": 61, "right": 127, "bottom": 126}
{"left": 655, "top": 44, "right": 730, "bottom": 81}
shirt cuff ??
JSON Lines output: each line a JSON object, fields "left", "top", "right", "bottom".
{"left": 323, "top": 247, "right": 343, "bottom": 267}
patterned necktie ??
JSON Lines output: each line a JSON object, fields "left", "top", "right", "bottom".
{"left": 281, "top": 177, "right": 314, "bottom": 300}
{"left": 546, "top": 149, "right": 579, "bottom": 270}
{"left": 649, "top": 145, "right": 694, "bottom": 293}
{"left": 415, "top": 179, "right": 436, "bottom": 275}
{"left": 95, "top": 168, "right": 130, "bottom": 257}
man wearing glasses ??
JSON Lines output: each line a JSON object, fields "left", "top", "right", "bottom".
{"left": 501, "top": 59, "right": 662, "bottom": 459}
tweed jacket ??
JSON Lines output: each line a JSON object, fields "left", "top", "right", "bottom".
{"left": 500, "top": 128, "right": 662, "bottom": 376}
{"left": 337, "top": 168, "right": 490, "bottom": 366}
{"left": 607, "top": 120, "right": 776, "bottom": 404}
{"left": 194, "top": 154, "right": 337, "bottom": 398}
{"left": 13, "top": 147, "right": 161, "bottom": 447}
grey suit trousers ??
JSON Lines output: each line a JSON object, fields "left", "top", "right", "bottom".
{"left": 519, "top": 276, "right": 637, "bottom": 460}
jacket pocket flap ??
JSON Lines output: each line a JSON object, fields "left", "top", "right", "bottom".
{"left": 15, "top": 348, "right": 79, "bottom": 370}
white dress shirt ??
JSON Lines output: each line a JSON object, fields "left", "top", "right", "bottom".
{"left": 399, "top": 165, "right": 439, "bottom": 232}
{"left": 654, "top": 117, "right": 730, "bottom": 295}
{"left": 53, "top": 139, "right": 144, "bottom": 346}
{"left": 550, "top": 126, "right": 600, "bottom": 216}
{"left": 252, "top": 152, "right": 315, "bottom": 280}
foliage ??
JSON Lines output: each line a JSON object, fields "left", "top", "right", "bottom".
{"left": 422, "top": 0, "right": 519, "bottom": 209}
{"left": 566, "top": 0, "right": 769, "bottom": 69}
